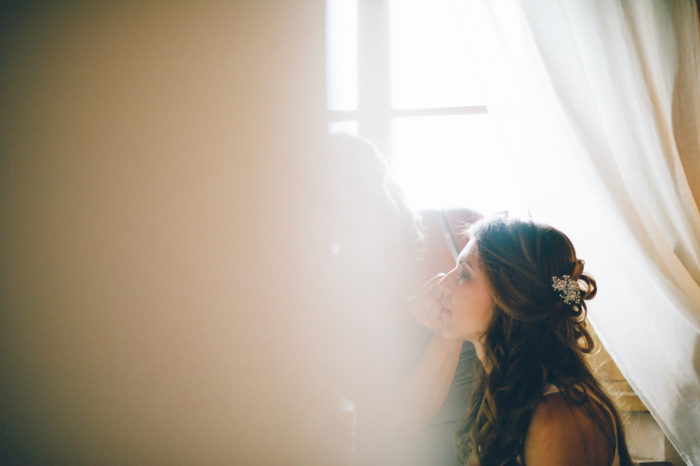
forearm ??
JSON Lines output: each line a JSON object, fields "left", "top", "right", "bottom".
{"left": 383, "top": 333, "right": 463, "bottom": 436}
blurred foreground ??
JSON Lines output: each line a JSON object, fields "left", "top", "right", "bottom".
{"left": 0, "top": 2, "right": 346, "bottom": 464}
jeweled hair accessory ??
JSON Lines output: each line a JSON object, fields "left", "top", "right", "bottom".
{"left": 551, "top": 275, "right": 581, "bottom": 305}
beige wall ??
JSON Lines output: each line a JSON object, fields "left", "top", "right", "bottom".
{"left": 0, "top": 2, "right": 338, "bottom": 463}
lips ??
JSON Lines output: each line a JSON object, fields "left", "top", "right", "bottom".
{"left": 440, "top": 301, "right": 452, "bottom": 315}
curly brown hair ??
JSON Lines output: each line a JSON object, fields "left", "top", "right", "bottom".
{"left": 454, "top": 216, "right": 633, "bottom": 466}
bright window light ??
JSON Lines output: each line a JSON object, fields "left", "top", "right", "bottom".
{"left": 328, "top": 120, "right": 358, "bottom": 135}
{"left": 391, "top": 114, "right": 529, "bottom": 216}
{"left": 390, "top": 0, "right": 485, "bottom": 109}
{"left": 325, "top": 1, "right": 529, "bottom": 217}
{"left": 326, "top": 0, "right": 357, "bottom": 111}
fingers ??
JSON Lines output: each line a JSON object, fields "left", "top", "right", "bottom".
{"left": 411, "top": 274, "right": 445, "bottom": 331}
{"left": 411, "top": 273, "right": 444, "bottom": 305}
{"left": 411, "top": 286, "right": 442, "bottom": 319}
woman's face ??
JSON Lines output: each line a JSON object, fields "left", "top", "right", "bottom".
{"left": 437, "top": 239, "right": 494, "bottom": 343}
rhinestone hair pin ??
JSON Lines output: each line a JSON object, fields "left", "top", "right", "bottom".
{"left": 551, "top": 275, "right": 581, "bottom": 305}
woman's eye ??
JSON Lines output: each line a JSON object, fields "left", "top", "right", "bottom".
{"left": 459, "top": 270, "right": 471, "bottom": 280}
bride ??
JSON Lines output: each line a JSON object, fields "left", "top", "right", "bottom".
{"left": 435, "top": 215, "right": 633, "bottom": 465}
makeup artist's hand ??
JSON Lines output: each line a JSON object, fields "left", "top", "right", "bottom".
{"left": 410, "top": 273, "right": 445, "bottom": 333}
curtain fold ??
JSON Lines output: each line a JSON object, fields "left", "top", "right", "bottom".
{"left": 454, "top": 0, "right": 700, "bottom": 463}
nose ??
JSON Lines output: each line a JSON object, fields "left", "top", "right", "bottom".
{"left": 437, "top": 271, "right": 452, "bottom": 295}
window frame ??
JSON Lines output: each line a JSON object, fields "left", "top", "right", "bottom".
{"left": 327, "top": 0, "right": 488, "bottom": 158}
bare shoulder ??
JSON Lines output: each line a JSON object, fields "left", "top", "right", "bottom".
{"left": 524, "top": 394, "right": 614, "bottom": 466}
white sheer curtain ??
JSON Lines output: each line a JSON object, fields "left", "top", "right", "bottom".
{"left": 454, "top": 0, "right": 700, "bottom": 463}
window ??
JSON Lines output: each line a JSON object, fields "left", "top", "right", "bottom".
{"left": 326, "top": 0, "right": 528, "bottom": 216}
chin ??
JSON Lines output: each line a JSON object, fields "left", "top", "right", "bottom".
{"left": 440, "top": 326, "right": 462, "bottom": 341}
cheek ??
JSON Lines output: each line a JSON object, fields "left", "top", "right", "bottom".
{"left": 475, "top": 288, "right": 494, "bottom": 320}
{"left": 451, "top": 289, "right": 493, "bottom": 339}
{"left": 476, "top": 301, "right": 493, "bottom": 331}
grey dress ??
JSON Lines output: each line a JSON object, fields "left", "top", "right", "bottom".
{"left": 351, "top": 211, "right": 477, "bottom": 465}
{"left": 351, "top": 323, "right": 476, "bottom": 465}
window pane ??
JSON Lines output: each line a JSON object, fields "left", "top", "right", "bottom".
{"left": 390, "top": 0, "right": 486, "bottom": 109}
{"left": 326, "top": 0, "right": 358, "bottom": 111}
{"left": 328, "top": 120, "right": 358, "bottom": 135}
{"left": 391, "top": 115, "right": 528, "bottom": 216}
